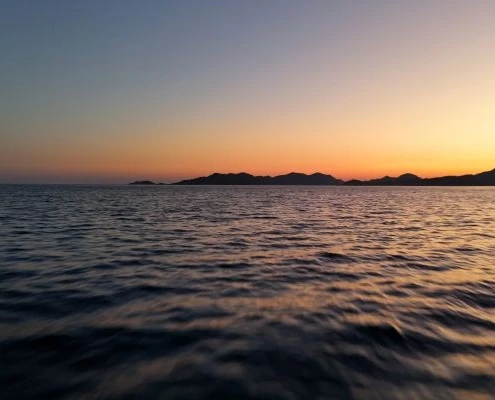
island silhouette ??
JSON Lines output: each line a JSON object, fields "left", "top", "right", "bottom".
{"left": 129, "top": 167, "right": 495, "bottom": 186}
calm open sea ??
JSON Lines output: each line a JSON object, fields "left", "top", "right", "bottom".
{"left": 0, "top": 185, "right": 494, "bottom": 400}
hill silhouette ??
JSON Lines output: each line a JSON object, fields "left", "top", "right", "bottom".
{"left": 345, "top": 168, "right": 495, "bottom": 185}
{"left": 129, "top": 180, "right": 158, "bottom": 185}
{"left": 131, "top": 167, "right": 495, "bottom": 186}
{"left": 129, "top": 180, "right": 166, "bottom": 185}
{"left": 173, "top": 172, "right": 343, "bottom": 185}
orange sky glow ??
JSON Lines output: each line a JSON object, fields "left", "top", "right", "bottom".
{"left": 1, "top": 2, "right": 494, "bottom": 183}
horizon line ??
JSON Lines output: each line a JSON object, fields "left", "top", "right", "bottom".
{"left": 159, "top": 166, "right": 495, "bottom": 185}
{"left": 2, "top": 166, "right": 494, "bottom": 185}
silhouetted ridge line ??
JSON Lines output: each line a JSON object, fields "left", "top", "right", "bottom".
{"left": 172, "top": 172, "right": 343, "bottom": 185}
{"left": 129, "top": 180, "right": 165, "bottom": 185}
{"left": 131, "top": 167, "right": 495, "bottom": 185}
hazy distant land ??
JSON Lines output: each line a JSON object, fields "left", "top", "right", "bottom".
{"left": 129, "top": 167, "right": 495, "bottom": 186}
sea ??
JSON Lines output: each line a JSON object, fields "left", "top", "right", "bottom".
{"left": 0, "top": 185, "right": 494, "bottom": 400}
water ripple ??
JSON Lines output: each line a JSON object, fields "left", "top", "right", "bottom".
{"left": 0, "top": 185, "right": 494, "bottom": 399}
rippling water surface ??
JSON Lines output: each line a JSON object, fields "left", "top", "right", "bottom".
{"left": 1, "top": 185, "right": 494, "bottom": 400}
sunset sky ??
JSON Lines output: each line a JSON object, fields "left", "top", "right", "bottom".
{"left": 1, "top": 1, "right": 494, "bottom": 183}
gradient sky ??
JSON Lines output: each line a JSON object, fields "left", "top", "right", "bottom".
{"left": 1, "top": 0, "right": 494, "bottom": 183}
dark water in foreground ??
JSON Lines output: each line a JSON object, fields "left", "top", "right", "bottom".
{"left": 1, "top": 185, "right": 494, "bottom": 400}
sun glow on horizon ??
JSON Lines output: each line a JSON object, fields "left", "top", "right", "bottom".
{"left": 1, "top": 1, "right": 494, "bottom": 183}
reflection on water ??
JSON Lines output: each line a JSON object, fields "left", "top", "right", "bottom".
{"left": 0, "top": 185, "right": 494, "bottom": 399}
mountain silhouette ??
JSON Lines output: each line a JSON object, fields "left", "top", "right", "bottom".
{"left": 344, "top": 173, "right": 423, "bottom": 185}
{"left": 424, "top": 168, "right": 495, "bottom": 185}
{"left": 173, "top": 172, "right": 343, "bottom": 185}
{"left": 129, "top": 180, "right": 158, "bottom": 185}
{"left": 131, "top": 167, "right": 495, "bottom": 185}
{"left": 347, "top": 168, "right": 495, "bottom": 185}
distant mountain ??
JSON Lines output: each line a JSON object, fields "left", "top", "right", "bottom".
{"left": 344, "top": 173, "right": 423, "bottom": 185}
{"left": 423, "top": 168, "right": 495, "bottom": 185}
{"left": 174, "top": 173, "right": 263, "bottom": 185}
{"left": 130, "top": 180, "right": 156, "bottom": 185}
{"left": 129, "top": 180, "right": 165, "bottom": 185}
{"left": 346, "top": 169, "right": 495, "bottom": 186}
{"left": 168, "top": 168, "right": 495, "bottom": 185}
{"left": 173, "top": 172, "right": 343, "bottom": 185}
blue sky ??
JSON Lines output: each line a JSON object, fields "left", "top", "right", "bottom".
{"left": 1, "top": 1, "right": 494, "bottom": 182}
